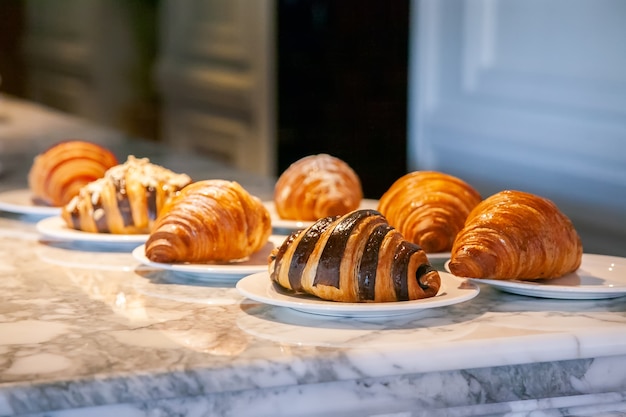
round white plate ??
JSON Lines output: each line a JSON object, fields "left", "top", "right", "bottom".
{"left": 445, "top": 254, "right": 626, "bottom": 299}
{"left": 131, "top": 235, "right": 284, "bottom": 280}
{"left": 36, "top": 216, "right": 149, "bottom": 245}
{"left": 236, "top": 271, "right": 479, "bottom": 317}
{"left": 0, "top": 189, "right": 61, "bottom": 217}
{"left": 264, "top": 198, "right": 380, "bottom": 232}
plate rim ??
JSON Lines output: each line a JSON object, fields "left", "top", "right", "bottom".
{"left": 444, "top": 253, "right": 626, "bottom": 298}
{"left": 131, "top": 235, "right": 285, "bottom": 277}
{"left": 36, "top": 216, "right": 149, "bottom": 244}
{"left": 0, "top": 188, "right": 61, "bottom": 216}
{"left": 264, "top": 198, "right": 379, "bottom": 231}
{"left": 236, "top": 271, "right": 479, "bottom": 316}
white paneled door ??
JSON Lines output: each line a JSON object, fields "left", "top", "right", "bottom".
{"left": 409, "top": 0, "right": 626, "bottom": 255}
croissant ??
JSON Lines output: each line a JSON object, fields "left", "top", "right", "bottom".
{"left": 269, "top": 209, "right": 441, "bottom": 303}
{"left": 145, "top": 180, "right": 272, "bottom": 263}
{"left": 28, "top": 140, "right": 119, "bottom": 206}
{"left": 377, "top": 171, "right": 482, "bottom": 253}
{"left": 274, "top": 154, "right": 363, "bottom": 221}
{"left": 448, "top": 190, "right": 583, "bottom": 280}
{"left": 61, "top": 156, "right": 192, "bottom": 234}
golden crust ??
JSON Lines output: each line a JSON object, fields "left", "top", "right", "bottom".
{"left": 448, "top": 190, "right": 583, "bottom": 280}
{"left": 60, "top": 156, "right": 192, "bottom": 234}
{"left": 28, "top": 140, "right": 118, "bottom": 206}
{"left": 274, "top": 154, "right": 363, "bottom": 221}
{"left": 268, "top": 209, "right": 441, "bottom": 303}
{"left": 377, "top": 171, "right": 482, "bottom": 253}
{"left": 145, "top": 180, "right": 272, "bottom": 263}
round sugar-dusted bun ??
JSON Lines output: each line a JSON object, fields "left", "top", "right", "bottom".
{"left": 28, "top": 140, "right": 119, "bottom": 206}
{"left": 274, "top": 154, "right": 363, "bottom": 221}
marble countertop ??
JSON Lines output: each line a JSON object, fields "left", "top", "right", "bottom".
{"left": 1, "top": 97, "right": 626, "bottom": 417}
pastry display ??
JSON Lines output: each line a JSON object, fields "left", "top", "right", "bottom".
{"left": 448, "top": 190, "right": 583, "bottom": 280}
{"left": 145, "top": 180, "right": 272, "bottom": 263}
{"left": 274, "top": 154, "right": 363, "bottom": 221}
{"left": 28, "top": 140, "right": 119, "bottom": 206}
{"left": 61, "top": 156, "right": 192, "bottom": 234}
{"left": 377, "top": 171, "right": 482, "bottom": 253}
{"left": 269, "top": 209, "right": 441, "bottom": 303}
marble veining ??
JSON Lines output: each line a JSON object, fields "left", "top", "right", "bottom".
{"left": 1, "top": 100, "right": 626, "bottom": 416}
{"left": 2, "top": 215, "right": 626, "bottom": 416}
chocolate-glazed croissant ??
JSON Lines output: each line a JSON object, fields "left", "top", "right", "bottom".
{"left": 145, "top": 180, "right": 272, "bottom": 263}
{"left": 448, "top": 190, "right": 583, "bottom": 280}
{"left": 269, "top": 209, "right": 441, "bottom": 303}
{"left": 378, "top": 171, "right": 482, "bottom": 253}
{"left": 274, "top": 154, "right": 363, "bottom": 221}
{"left": 61, "top": 156, "right": 191, "bottom": 234}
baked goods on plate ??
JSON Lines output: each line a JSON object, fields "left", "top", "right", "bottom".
{"left": 61, "top": 156, "right": 192, "bottom": 234}
{"left": 145, "top": 180, "right": 271, "bottom": 263}
{"left": 269, "top": 209, "right": 441, "bottom": 303}
{"left": 378, "top": 171, "right": 482, "bottom": 254}
{"left": 448, "top": 190, "right": 583, "bottom": 280}
{"left": 28, "top": 140, "right": 119, "bottom": 206}
{"left": 274, "top": 154, "right": 363, "bottom": 221}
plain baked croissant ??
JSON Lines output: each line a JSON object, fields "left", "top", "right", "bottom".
{"left": 274, "top": 154, "right": 363, "bottom": 221}
{"left": 269, "top": 209, "right": 441, "bottom": 303}
{"left": 28, "top": 140, "right": 119, "bottom": 206}
{"left": 448, "top": 190, "right": 583, "bottom": 280}
{"left": 61, "top": 156, "right": 192, "bottom": 234}
{"left": 145, "top": 180, "right": 272, "bottom": 263}
{"left": 377, "top": 171, "right": 482, "bottom": 253}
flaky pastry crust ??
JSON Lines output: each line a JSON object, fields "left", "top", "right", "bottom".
{"left": 145, "top": 180, "right": 271, "bottom": 263}
{"left": 28, "top": 140, "right": 118, "bottom": 206}
{"left": 448, "top": 190, "right": 583, "bottom": 280}
{"left": 377, "top": 171, "right": 482, "bottom": 253}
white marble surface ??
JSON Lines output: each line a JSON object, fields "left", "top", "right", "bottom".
{"left": 1, "top": 98, "right": 626, "bottom": 416}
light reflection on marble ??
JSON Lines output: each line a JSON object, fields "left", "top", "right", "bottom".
{"left": 3, "top": 218, "right": 626, "bottom": 416}
{"left": 1, "top": 100, "right": 626, "bottom": 414}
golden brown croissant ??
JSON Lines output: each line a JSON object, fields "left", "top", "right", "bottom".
{"left": 145, "top": 180, "right": 272, "bottom": 263}
{"left": 269, "top": 209, "right": 441, "bottom": 303}
{"left": 377, "top": 171, "right": 482, "bottom": 253}
{"left": 448, "top": 190, "right": 583, "bottom": 280}
{"left": 274, "top": 154, "right": 363, "bottom": 221}
{"left": 61, "top": 156, "right": 192, "bottom": 234}
{"left": 28, "top": 140, "right": 119, "bottom": 206}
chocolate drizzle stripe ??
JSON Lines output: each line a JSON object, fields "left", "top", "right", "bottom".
{"left": 390, "top": 242, "right": 419, "bottom": 301}
{"left": 287, "top": 216, "right": 337, "bottom": 291}
{"left": 270, "top": 230, "right": 300, "bottom": 284}
{"left": 116, "top": 179, "right": 133, "bottom": 228}
{"left": 357, "top": 223, "right": 392, "bottom": 301}
{"left": 93, "top": 202, "right": 108, "bottom": 232}
{"left": 416, "top": 263, "right": 437, "bottom": 290}
{"left": 313, "top": 209, "right": 379, "bottom": 289}
{"left": 147, "top": 186, "right": 157, "bottom": 220}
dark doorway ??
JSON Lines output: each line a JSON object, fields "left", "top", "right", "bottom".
{"left": 276, "top": 0, "right": 410, "bottom": 199}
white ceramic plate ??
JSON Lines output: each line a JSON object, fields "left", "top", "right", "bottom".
{"left": 236, "top": 271, "right": 479, "bottom": 317}
{"left": 0, "top": 189, "right": 61, "bottom": 217}
{"left": 264, "top": 198, "right": 380, "bottom": 232}
{"left": 445, "top": 254, "right": 626, "bottom": 299}
{"left": 131, "top": 235, "right": 284, "bottom": 280}
{"left": 36, "top": 216, "right": 149, "bottom": 245}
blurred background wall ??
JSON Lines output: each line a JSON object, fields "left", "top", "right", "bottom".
{"left": 408, "top": 0, "right": 626, "bottom": 256}
{"left": 0, "top": 0, "right": 624, "bottom": 255}
{"left": 0, "top": 0, "right": 409, "bottom": 199}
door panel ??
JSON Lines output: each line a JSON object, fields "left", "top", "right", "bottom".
{"left": 409, "top": 0, "right": 626, "bottom": 255}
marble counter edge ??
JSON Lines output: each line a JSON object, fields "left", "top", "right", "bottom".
{"left": 2, "top": 318, "right": 626, "bottom": 415}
